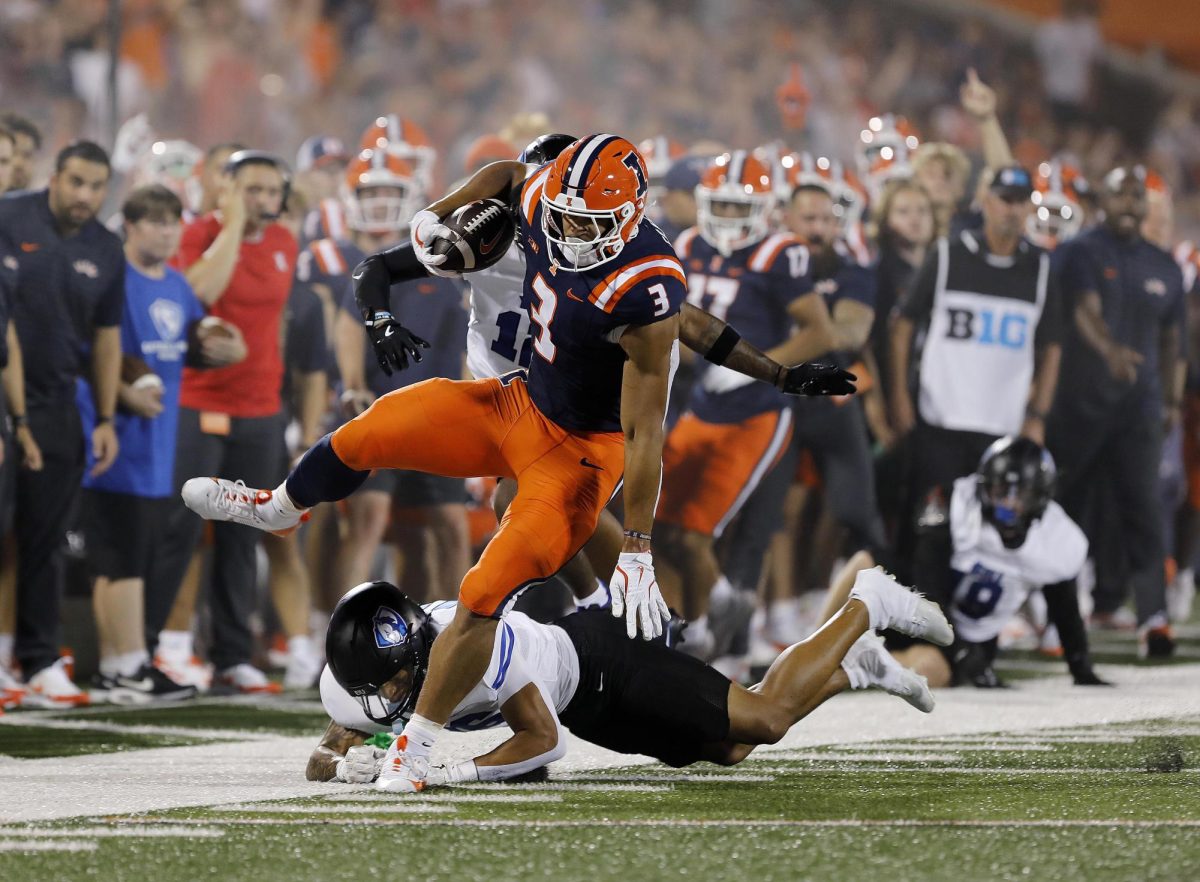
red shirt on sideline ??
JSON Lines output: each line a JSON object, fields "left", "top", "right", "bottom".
{"left": 173, "top": 214, "right": 297, "bottom": 418}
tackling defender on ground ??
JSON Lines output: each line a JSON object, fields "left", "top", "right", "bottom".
{"left": 307, "top": 573, "right": 949, "bottom": 787}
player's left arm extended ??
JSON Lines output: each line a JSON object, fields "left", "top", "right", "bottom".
{"left": 681, "top": 302, "right": 856, "bottom": 396}
{"left": 619, "top": 314, "right": 680, "bottom": 543}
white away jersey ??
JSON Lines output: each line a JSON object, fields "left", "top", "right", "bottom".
{"left": 947, "top": 476, "right": 1088, "bottom": 642}
{"left": 320, "top": 601, "right": 580, "bottom": 735}
{"left": 464, "top": 241, "right": 531, "bottom": 379}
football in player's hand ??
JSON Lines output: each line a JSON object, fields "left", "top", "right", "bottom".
{"left": 120, "top": 353, "right": 160, "bottom": 388}
{"left": 430, "top": 199, "right": 516, "bottom": 273}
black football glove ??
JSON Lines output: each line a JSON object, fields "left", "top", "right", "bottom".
{"left": 778, "top": 362, "right": 857, "bottom": 397}
{"left": 367, "top": 312, "right": 430, "bottom": 376}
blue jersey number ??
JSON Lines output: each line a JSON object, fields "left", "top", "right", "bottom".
{"left": 491, "top": 310, "right": 533, "bottom": 368}
{"left": 956, "top": 565, "right": 1005, "bottom": 620}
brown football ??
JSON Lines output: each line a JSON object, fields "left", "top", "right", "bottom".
{"left": 429, "top": 199, "right": 516, "bottom": 273}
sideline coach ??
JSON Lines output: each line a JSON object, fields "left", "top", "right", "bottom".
{"left": 0, "top": 141, "right": 122, "bottom": 688}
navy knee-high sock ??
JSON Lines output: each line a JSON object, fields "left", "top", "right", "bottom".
{"left": 284, "top": 434, "right": 369, "bottom": 508}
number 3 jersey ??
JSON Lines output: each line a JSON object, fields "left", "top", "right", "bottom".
{"left": 514, "top": 164, "right": 687, "bottom": 433}
{"left": 675, "top": 228, "right": 813, "bottom": 424}
{"left": 946, "top": 475, "right": 1088, "bottom": 642}
{"left": 320, "top": 602, "right": 580, "bottom": 735}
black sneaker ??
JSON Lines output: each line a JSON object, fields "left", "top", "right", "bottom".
{"left": 109, "top": 664, "right": 198, "bottom": 705}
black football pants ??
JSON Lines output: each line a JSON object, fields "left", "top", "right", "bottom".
{"left": 148, "top": 408, "right": 284, "bottom": 670}
{"left": 14, "top": 403, "right": 85, "bottom": 677}
{"left": 1048, "top": 401, "right": 1166, "bottom": 626}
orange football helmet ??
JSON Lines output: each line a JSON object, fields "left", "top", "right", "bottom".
{"left": 342, "top": 148, "right": 420, "bottom": 234}
{"left": 696, "top": 150, "right": 775, "bottom": 256}
{"left": 540, "top": 134, "right": 649, "bottom": 270}
{"left": 1028, "top": 159, "right": 1088, "bottom": 248}
{"left": 785, "top": 152, "right": 867, "bottom": 235}
{"left": 858, "top": 114, "right": 919, "bottom": 193}
{"left": 359, "top": 115, "right": 436, "bottom": 191}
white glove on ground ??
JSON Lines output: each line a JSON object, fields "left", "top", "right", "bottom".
{"left": 334, "top": 744, "right": 387, "bottom": 783}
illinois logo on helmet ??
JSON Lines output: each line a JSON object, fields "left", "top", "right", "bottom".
{"left": 695, "top": 150, "right": 775, "bottom": 257}
{"left": 541, "top": 134, "right": 649, "bottom": 271}
{"left": 342, "top": 148, "right": 421, "bottom": 234}
{"left": 359, "top": 114, "right": 436, "bottom": 193}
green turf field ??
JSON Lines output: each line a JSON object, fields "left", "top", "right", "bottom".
{"left": 1, "top": 717, "right": 1197, "bottom": 882}
{"left": 2, "top": 627, "right": 1197, "bottom": 882}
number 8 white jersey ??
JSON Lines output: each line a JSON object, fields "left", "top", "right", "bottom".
{"left": 947, "top": 476, "right": 1088, "bottom": 642}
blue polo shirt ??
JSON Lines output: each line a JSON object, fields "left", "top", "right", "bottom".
{"left": 1054, "top": 225, "right": 1186, "bottom": 419}
{"left": 0, "top": 190, "right": 125, "bottom": 407}
{"left": 78, "top": 263, "right": 204, "bottom": 498}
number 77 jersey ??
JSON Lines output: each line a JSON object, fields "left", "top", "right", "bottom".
{"left": 516, "top": 156, "right": 687, "bottom": 433}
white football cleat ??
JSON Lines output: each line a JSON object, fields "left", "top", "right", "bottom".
{"left": 181, "top": 477, "right": 307, "bottom": 535}
{"left": 849, "top": 567, "right": 954, "bottom": 646}
{"left": 841, "top": 631, "right": 934, "bottom": 713}
{"left": 23, "top": 658, "right": 90, "bottom": 708}
{"left": 376, "top": 735, "right": 431, "bottom": 793}
{"left": 0, "top": 664, "right": 26, "bottom": 709}
{"left": 154, "top": 651, "right": 212, "bottom": 692}
{"left": 213, "top": 663, "right": 282, "bottom": 695}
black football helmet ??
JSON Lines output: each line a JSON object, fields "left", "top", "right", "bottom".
{"left": 975, "top": 436, "right": 1056, "bottom": 548}
{"left": 518, "top": 133, "right": 577, "bottom": 167}
{"left": 325, "top": 582, "right": 434, "bottom": 726}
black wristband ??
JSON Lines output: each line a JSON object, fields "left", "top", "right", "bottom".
{"left": 11, "top": 414, "right": 26, "bottom": 428}
{"left": 366, "top": 310, "right": 394, "bottom": 327}
{"left": 623, "top": 529, "right": 652, "bottom": 542}
{"left": 1025, "top": 405, "right": 1047, "bottom": 421}
{"left": 96, "top": 415, "right": 114, "bottom": 425}
{"left": 703, "top": 326, "right": 741, "bottom": 366}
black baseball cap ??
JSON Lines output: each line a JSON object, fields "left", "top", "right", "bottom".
{"left": 989, "top": 165, "right": 1034, "bottom": 199}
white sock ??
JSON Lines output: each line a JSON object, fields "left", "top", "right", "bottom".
{"left": 710, "top": 575, "right": 734, "bottom": 604}
{"left": 114, "top": 650, "right": 150, "bottom": 678}
{"left": 576, "top": 582, "right": 610, "bottom": 609}
{"left": 158, "top": 630, "right": 194, "bottom": 659}
{"left": 270, "top": 482, "right": 306, "bottom": 518}
{"left": 0, "top": 633, "right": 12, "bottom": 669}
{"left": 689, "top": 615, "right": 710, "bottom": 642}
{"left": 99, "top": 656, "right": 122, "bottom": 678}
{"left": 401, "top": 713, "right": 443, "bottom": 759}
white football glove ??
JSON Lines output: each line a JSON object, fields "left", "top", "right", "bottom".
{"left": 701, "top": 364, "right": 756, "bottom": 395}
{"left": 410, "top": 209, "right": 461, "bottom": 278}
{"left": 610, "top": 551, "right": 669, "bottom": 640}
{"left": 334, "top": 744, "right": 387, "bottom": 784}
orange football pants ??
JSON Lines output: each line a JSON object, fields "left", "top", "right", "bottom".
{"left": 331, "top": 375, "right": 624, "bottom": 616}
{"left": 656, "top": 408, "right": 794, "bottom": 538}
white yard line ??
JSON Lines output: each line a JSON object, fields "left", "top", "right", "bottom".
{"left": 125, "top": 817, "right": 1200, "bottom": 829}
{"left": 772, "top": 752, "right": 964, "bottom": 762}
{"left": 216, "top": 802, "right": 456, "bottom": 814}
{"left": 1, "top": 662, "right": 1197, "bottom": 823}
{"left": 0, "top": 826, "right": 223, "bottom": 838}
{"left": 0, "top": 840, "right": 98, "bottom": 852}
{"left": 0, "top": 715, "right": 271, "bottom": 742}
{"left": 325, "top": 792, "right": 564, "bottom": 803}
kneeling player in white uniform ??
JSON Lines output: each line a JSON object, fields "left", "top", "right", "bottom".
{"left": 307, "top": 577, "right": 950, "bottom": 788}
{"left": 813, "top": 436, "right": 1106, "bottom": 688}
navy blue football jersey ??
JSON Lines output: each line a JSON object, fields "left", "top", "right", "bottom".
{"left": 676, "top": 228, "right": 814, "bottom": 424}
{"left": 516, "top": 165, "right": 686, "bottom": 432}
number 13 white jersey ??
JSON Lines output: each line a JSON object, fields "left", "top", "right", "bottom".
{"left": 464, "top": 241, "right": 532, "bottom": 380}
